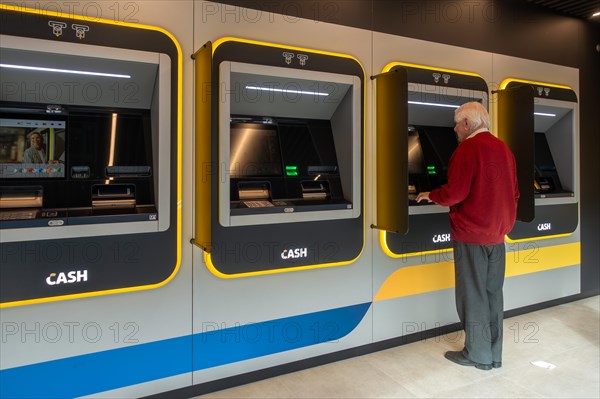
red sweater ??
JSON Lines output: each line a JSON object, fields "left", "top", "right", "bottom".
{"left": 429, "top": 132, "right": 519, "bottom": 245}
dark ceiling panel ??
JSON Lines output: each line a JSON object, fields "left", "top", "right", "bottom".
{"left": 526, "top": 0, "right": 600, "bottom": 21}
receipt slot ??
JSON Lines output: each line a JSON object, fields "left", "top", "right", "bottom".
{"left": 194, "top": 38, "right": 364, "bottom": 276}
{"left": 497, "top": 80, "right": 578, "bottom": 241}
{"left": 0, "top": 6, "right": 180, "bottom": 307}
{"left": 374, "top": 63, "right": 489, "bottom": 257}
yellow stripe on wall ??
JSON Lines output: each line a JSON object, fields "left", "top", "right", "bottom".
{"left": 374, "top": 242, "right": 580, "bottom": 302}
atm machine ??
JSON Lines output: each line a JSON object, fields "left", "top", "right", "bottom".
{"left": 193, "top": 38, "right": 364, "bottom": 276}
{"left": 373, "top": 63, "right": 489, "bottom": 257}
{"left": 0, "top": 9, "right": 180, "bottom": 307}
{"left": 497, "top": 80, "right": 578, "bottom": 241}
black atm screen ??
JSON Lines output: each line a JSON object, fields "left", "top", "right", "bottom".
{"left": 68, "top": 109, "right": 153, "bottom": 180}
{"left": 535, "top": 132, "right": 558, "bottom": 174}
{"left": 230, "top": 124, "right": 283, "bottom": 178}
{"left": 534, "top": 132, "right": 563, "bottom": 193}
{"left": 408, "top": 129, "right": 425, "bottom": 175}
{"left": 278, "top": 119, "right": 339, "bottom": 177}
{"left": 420, "top": 126, "right": 458, "bottom": 175}
{"left": 408, "top": 126, "right": 458, "bottom": 204}
{"left": 229, "top": 116, "right": 347, "bottom": 211}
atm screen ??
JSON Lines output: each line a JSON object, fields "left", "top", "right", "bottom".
{"left": 408, "top": 129, "right": 425, "bottom": 175}
{"left": 0, "top": 118, "right": 66, "bottom": 179}
{"left": 68, "top": 109, "right": 153, "bottom": 180}
{"left": 278, "top": 119, "right": 339, "bottom": 177}
{"left": 535, "top": 132, "right": 557, "bottom": 173}
{"left": 420, "top": 126, "right": 458, "bottom": 171}
{"left": 230, "top": 123, "right": 283, "bottom": 178}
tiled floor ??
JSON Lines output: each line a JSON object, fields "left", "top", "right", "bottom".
{"left": 197, "top": 296, "right": 600, "bottom": 398}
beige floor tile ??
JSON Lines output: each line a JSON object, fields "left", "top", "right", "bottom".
{"left": 276, "top": 357, "right": 417, "bottom": 398}
{"left": 428, "top": 374, "right": 544, "bottom": 398}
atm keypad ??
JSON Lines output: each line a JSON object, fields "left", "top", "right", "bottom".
{"left": 242, "top": 200, "right": 274, "bottom": 208}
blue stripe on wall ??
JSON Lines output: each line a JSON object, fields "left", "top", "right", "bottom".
{"left": 0, "top": 302, "right": 371, "bottom": 398}
{"left": 194, "top": 302, "right": 372, "bottom": 370}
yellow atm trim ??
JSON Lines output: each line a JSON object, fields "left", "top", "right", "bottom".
{"left": 204, "top": 250, "right": 359, "bottom": 279}
{"left": 193, "top": 42, "right": 212, "bottom": 252}
{"left": 382, "top": 61, "right": 483, "bottom": 78}
{"left": 506, "top": 233, "right": 574, "bottom": 243}
{"left": 374, "top": 242, "right": 580, "bottom": 302}
{"left": 0, "top": 4, "right": 183, "bottom": 308}
{"left": 212, "top": 37, "right": 364, "bottom": 62}
{"left": 203, "top": 37, "right": 366, "bottom": 278}
{"left": 499, "top": 78, "right": 573, "bottom": 91}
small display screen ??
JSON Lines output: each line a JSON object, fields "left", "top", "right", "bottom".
{"left": 407, "top": 129, "right": 425, "bottom": 175}
{"left": 0, "top": 118, "right": 66, "bottom": 179}
{"left": 230, "top": 124, "right": 283, "bottom": 177}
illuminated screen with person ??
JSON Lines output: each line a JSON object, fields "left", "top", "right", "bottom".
{"left": 0, "top": 118, "right": 66, "bottom": 178}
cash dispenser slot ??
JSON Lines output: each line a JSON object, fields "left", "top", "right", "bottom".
{"left": 106, "top": 166, "right": 152, "bottom": 178}
{"left": 92, "top": 184, "right": 136, "bottom": 209}
{"left": 534, "top": 176, "right": 555, "bottom": 193}
{"left": 301, "top": 180, "right": 330, "bottom": 200}
{"left": 237, "top": 181, "right": 273, "bottom": 208}
{"left": 0, "top": 186, "right": 43, "bottom": 221}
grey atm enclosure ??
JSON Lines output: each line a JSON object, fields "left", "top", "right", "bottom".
{"left": 194, "top": 39, "right": 364, "bottom": 276}
{"left": 0, "top": 9, "right": 180, "bottom": 307}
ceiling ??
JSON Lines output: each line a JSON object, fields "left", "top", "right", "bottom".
{"left": 526, "top": 0, "right": 600, "bottom": 22}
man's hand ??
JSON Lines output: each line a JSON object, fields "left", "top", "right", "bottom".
{"left": 416, "top": 191, "right": 433, "bottom": 203}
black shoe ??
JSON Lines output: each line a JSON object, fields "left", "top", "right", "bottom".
{"left": 444, "top": 351, "right": 492, "bottom": 370}
{"left": 492, "top": 361, "right": 502, "bottom": 368}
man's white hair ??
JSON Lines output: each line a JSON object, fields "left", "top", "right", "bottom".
{"left": 455, "top": 102, "right": 490, "bottom": 130}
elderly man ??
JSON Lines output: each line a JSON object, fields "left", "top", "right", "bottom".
{"left": 23, "top": 131, "right": 47, "bottom": 163}
{"left": 417, "top": 102, "right": 519, "bottom": 371}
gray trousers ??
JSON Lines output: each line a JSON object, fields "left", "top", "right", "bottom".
{"left": 453, "top": 241, "right": 506, "bottom": 365}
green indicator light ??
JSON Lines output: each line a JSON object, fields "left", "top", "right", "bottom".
{"left": 427, "top": 166, "right": 436, "bottom": 170}
{"left": 427, "top": 165, "right": 437, "bottom": 175}
{"left": 285, "top": 165, "right": 298, "bottom": 176}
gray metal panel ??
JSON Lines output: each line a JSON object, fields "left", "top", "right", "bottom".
{"left": 373, "top": 290, "right": 458, "bottom": 343}
{"left": 1, "top": 36, "right": 159, "bottom": 109}
{"left": 504, "top": 265, "right": 580, "bottom": 311}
